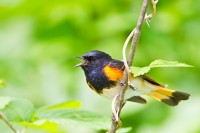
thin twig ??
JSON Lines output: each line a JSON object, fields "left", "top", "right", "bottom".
{"left": 123, "top": 0, "right": 158, "bottom": 70}
{"left": 127, "top": 0, "right": 149, "bottom": 66}
{"left": 109, "top": 0, "right": 150, "bottom": 133}
{"left": 112, "top": 93, "right": 119, "bottom": 122}
{"left": 0, "top": 112, "right": 18, "bottom": 133}
{"left": 122, "top": 29, "right": 136, "bottom": 72}
{"left": 145, "top": 0, "right": 159, "bottom": 20}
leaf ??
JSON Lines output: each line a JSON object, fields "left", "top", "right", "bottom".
{"left": 36, "top": 109, "right": 111, "bottom": 130}
{"left": 0, "top": 97, "right": 13, "bottom": 109}
{"left": 0, "top": 97, "right": 36, "bottom": 122}
{"left": 149, "top": 59, "right": 193, "bottom": 68}
{"left": 130, "top": 66, "right": 150, "bottom": 77}
{"left": 0, "top": 79, "right": 6, "bottom": 88}
{"left": 117, "top": 127, "right": 132, "bottom": 133}
{"left": 21, "top": 120, "right": 58, "bottom": 132}
{"left": 130, "top": 59, "right": 193, "bottom": 77}
{"left": 39, "top": 100, "right": 81, "bottom": 111}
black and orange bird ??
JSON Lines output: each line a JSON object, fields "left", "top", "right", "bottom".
{"left": 76, "top": 50, "right": 190, "bottom": 106}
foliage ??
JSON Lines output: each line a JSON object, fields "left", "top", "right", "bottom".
{"left": 0, "top": 80, "right": 5, "bottom": 88}
{"left": 130, "top": 59, "right": 193, "bottom": 77}
{"left": 0, "top": 0, "right": 200, "bottom": 133}
{"left": 0, "top": 97, "right": 113, "bottom": 132}
{"left": 0, "top": 97, "right": 35, "bottom": 122}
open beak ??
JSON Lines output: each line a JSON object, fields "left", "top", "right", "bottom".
{"left": 74, "top": 56, "right": 87, "bottom": 67}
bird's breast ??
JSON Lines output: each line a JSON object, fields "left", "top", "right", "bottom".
{"left": 85, "top": 68, "right": 116, "bottom": 93}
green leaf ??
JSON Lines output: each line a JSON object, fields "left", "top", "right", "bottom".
{"left": 36, "top": 109, "right": 111, "bottom": 130}
{"left": 21, "top": 120, "right": 58, "bottom": 132}
{"left": 117, "top": 127, "right": 132, "bottom": 133}
{"left": 149, "top": 59, "right": 193, "bottom": 68}
{"left": 0, "top": 97, "right": 13, "bottom": 109}
{"left": 0, "top": 97, "right": 35, "bottom": 122}
{"left": 130, "top": 59, "right": 193, "bottom": 77}
{"left": 40, "top": 100, "right": 81, "bottom": 111}
{"left": 130, "top": 66, "right": 150, "bottom": 77}
{"left": 0, "top": 79, "right": 6, "bottom": 88}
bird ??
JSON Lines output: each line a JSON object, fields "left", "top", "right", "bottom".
{"left": 76, "top": 50, "right": 190, "bottom": 106}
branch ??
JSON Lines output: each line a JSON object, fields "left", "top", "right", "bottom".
{"left": 127, "top": 0, "right": 149, "bottom": 66}
{"left": 109, "top": 0, "right": 150, "bottom": 133}
{"left": 0, "top": 112, "right": 18, "bottom": 133}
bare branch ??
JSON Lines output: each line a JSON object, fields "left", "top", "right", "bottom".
{"left": 109, "top": 0, "right": 150, "bottom": 133}
{"left": 127, "top": 0, "right": 149, "bottom": 66}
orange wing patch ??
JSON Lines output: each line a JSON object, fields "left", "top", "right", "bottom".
{"left": 104, "top": 64, "right": 123, "bottom": 81}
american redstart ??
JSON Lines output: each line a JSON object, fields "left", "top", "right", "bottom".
{"left": 76, "top": 50, "right": 190, "bottom": 106}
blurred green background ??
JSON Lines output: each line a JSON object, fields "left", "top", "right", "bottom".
{"left": 0, "top": 0, "right": 200, "bottom": 133}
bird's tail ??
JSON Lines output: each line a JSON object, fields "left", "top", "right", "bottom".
{"left": 148, "top": 86, "right": 190, "bottom": 106}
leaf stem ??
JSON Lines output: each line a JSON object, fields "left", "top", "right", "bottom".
{"left": 0, "top": 112, "right": 18, "bottom": 133}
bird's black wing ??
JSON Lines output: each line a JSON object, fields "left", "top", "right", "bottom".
{"left": 108, "top": 59, "right": 125, "bottom": 71}
{"left": 142, "top": 75, "right": 165, "bottom": 87}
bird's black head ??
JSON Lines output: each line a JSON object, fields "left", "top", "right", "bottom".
{"left": 76, "top": 50, "right": 112, "bottom": 72}
{"left": 76, "top": 51, "right": 117, "bottom": 93}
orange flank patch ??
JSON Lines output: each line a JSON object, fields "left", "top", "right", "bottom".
{"left": 103, "top": 65, "right": 123, "bottom": 81}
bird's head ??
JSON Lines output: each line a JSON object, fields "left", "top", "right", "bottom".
{"left": 75, "top": 50, "right": 112, "bottom": 72}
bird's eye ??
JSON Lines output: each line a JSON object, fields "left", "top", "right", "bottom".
{"left": 83, "top": 56, "right": 96, "bottom": 61}
{"left": 89, "top": 56, "right": 95, "bottom": 61}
